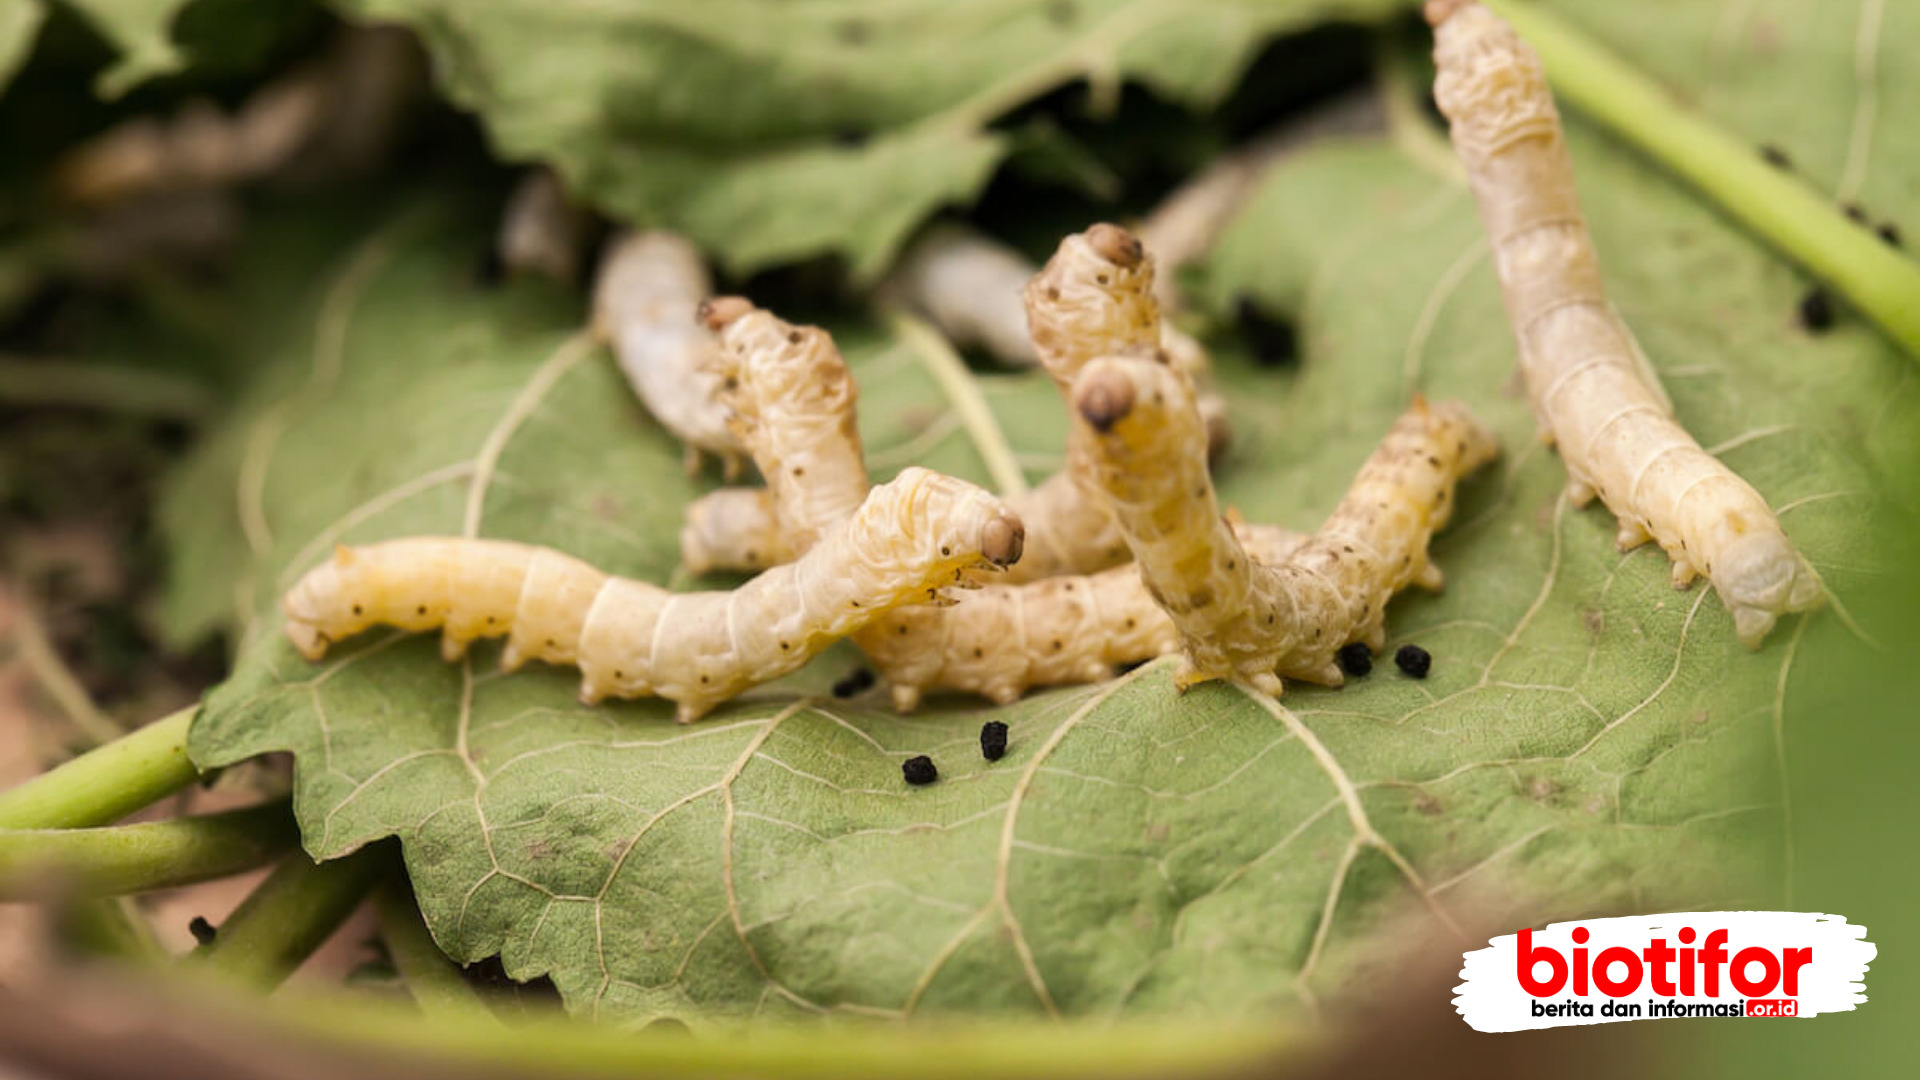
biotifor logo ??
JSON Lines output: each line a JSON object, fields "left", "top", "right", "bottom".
{"left": 1454, "top": 913, "right": 1874, "bottom": 1033}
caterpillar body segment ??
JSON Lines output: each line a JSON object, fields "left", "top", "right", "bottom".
{"left": 679, "top": 487, "right": 786, "bottom": 576}
{"left": 592, "top": 231, "right": 744, "bottom": 478}
{"left": 1428, "top": 1, "right": 1821, "bottom": 647}
{"left": 855, "top": 520, "right": 1309, "bottom": 711}
{"left": 281, "top": 468, "right": 1024, "bottom": 723}
{"left": 999, "top": 224, "right": 1176, "bottom": 584}
{"left": 1072, "top": 352, "right": 1496, "bottom": 693}
{"left": 699, "top": 299, "right": 870, "bottom": 556}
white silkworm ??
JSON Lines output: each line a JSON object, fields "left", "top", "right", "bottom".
{"left": 496, "top": 168, "right": 596, "bottom": 285}
{"left": 280, "top": 468, "right": 1023, "bottom": 723}
{"left": 880, "top": 225, "right": 1041, "bottom": 366}
{"left": 1072, "top": 350, "right": 1496, "bottom": 694}
{"left": 1428, "top": 0, "right": 1822, "bottom": 647}
{"left": 591, "top": 230, "right": 744, "bottom": 477}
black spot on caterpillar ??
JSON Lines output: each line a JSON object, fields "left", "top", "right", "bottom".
{"left": 1877, "top": 222, "right": 1903, "bottom": 249}
{"left": 188, "top": 916, "right": 217, "bottom": 945}
{"left": 1759, "top": 144, "right": 1793, "bottom": 170}
{"left": 280, "top": 468, "right": 1022, "bottom": 723}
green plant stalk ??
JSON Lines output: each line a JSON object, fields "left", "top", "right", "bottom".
{"left": 0, "top": 706, "right": 200, "bottom": 829}
{"left": 0, "top": 801, "right": 297, "bottom": 900}
{"left": 1481, "top": 0, "right": 1920, "bottom": 360}
{"left": 157, "top": 971, "right": 1305, "bottom": 1080}
{"left": 195, "top": 845, "right": 389, "bottom": 989}
{"left": 60, "top": 898, "right": 166, "bottom": 960}
{"left": 882, "top": 306, "right": 1031, "bottom": 498}
{"left": 374, "top": 875, "right": 499, "bottom": 1024}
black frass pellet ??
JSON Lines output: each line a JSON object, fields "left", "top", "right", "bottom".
{"left": 980, "top": 721, "right": 1009, "bottom": 761}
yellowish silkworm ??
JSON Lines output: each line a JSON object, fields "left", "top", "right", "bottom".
{"left": 999, "top": 224, "right": 1164, "bottom": 583}
{"left": 496, "top": 168, "right": 596, "bottom": 285}
{"left": 1072, "top": 351, "right": 1497, "bottom": 694}
{"left": 591, "top": 231, "right": 744, "bottom": 478}
{"left": 857, "top": 521, "right": 1309, "bottom": 711}
{"left": 699, "top": 297, "right": 870, "bottom": 557}
{"left": 695, "top": 295, "right": 1307, "bottom": 710}
{"left": 1428, "top": 0, "right": 1821, "bottom": 647}
{"left": 281, "top": 468, "right": 1023, "bottom": 723}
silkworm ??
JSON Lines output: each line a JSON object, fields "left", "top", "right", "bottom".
{"left": 496, "top": 169, "right": 595, "bottom": 285}
{"left": 55, "top": 27, "right": 420, "bottom": 206}
{"left": 1428, "top": 0, "right": 1822, "bottom": 648}
{"left": 881, "top": 225, "right": 1041, "bottom": 366}
{"left": 696, "top": 295, "right": 1308, "bottom": 710}
{"left": 1003, "top": 224, "right": 1173, "bottom": 583}
{"left": 1071, "top": 350, "right": 1496, "bottom": 694}
{"left": 881, "top": 221, "right": 1230, "bottom": 475}
{"left": 280, "top": 467, "right": 1023, "bottom": 723}
{"left": 592, "top": 231, "right": 744, "bottom": 478}
{"left": 699, "top": 297, "right": 869, "bottom": 556}
{"left": 855, "top": 520, "right": 1307, "bottom": 711}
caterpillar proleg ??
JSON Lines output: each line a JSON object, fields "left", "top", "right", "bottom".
{"left": 1072, "top": 350, "right": 1496, "bottom": 694}
{"left": 1427, "top": 0, "right": 1822, "bottom": 647}
{"left": 281, "top": 467, "right": 1023, "bottom": 723}
{"left": 591, "top": 231, "right": 744, "bottom": 478}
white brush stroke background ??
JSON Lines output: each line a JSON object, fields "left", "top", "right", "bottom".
{"left": 1456, "top": 911, "right": 1874, "bottom": 1033}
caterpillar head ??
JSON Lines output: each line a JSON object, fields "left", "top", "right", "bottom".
{"left": 1420, "top": 397, "right": 1502, "bottom": 475}
{"left": 1024, "top": 224, "right": 1161, "bottom": 390}
{"left": 859, "top": 467, "right": 1024, "bottom": 579}
{"left": 702, "top": 299, "right": 855, "bottom": 424}
{"left": 282, "top": 546, "right": 376, "bottom": 661}
{"left": 1070, "top": 349, "right": 1202, "bottom": 460}
{"left": 1428, "top": 1, "right": 1560, "bottom": 165}
{"left": 1709, "top": 531, "right": 1826, "bottom": 650}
